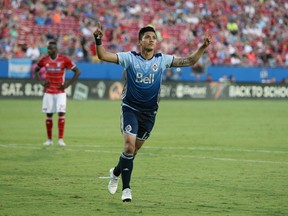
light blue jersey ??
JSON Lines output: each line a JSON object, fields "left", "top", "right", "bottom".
{"left": 117, "top": 51, "right": 174, "bottom": 112}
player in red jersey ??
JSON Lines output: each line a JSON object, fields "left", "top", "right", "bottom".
{"left": 34, "top": 41, "right": 81, "bottom": 146}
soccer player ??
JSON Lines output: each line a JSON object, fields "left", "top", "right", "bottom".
{"left": 34, "top": 41, "right": 81, "bottom": 146}
{"left": 93, "top": 23, "right": 211, "bottom": 202}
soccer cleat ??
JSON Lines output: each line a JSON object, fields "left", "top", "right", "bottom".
{"left": 108, "top": 168, "right": 119, "bottom": 194}
{"left": 43, "top": 139, "right": 53, "bottom": 146}
{"left": 121, "top": 188, "right": 132, "bottom": 202}
{"left": 58, "top": 139, "right": 66, "bottom": 146}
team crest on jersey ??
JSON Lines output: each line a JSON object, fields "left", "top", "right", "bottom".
{"left": 152, "top": 63, "right": 158, "bottom": 72}
{"left": 57, "top": 62, "right": 62, "bottom": 67}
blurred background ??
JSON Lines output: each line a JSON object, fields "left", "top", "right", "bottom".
{"left": 0, "top": 0, "right": 288, "bottom": 84}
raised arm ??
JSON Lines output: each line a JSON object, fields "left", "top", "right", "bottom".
{"left": 93, "top": 23, "right": 118, "bottom": 63}
{"left": 171, "top": 31, "right": 212, "bottom": 67}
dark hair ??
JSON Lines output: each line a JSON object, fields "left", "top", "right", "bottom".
{"left": 138, "top": 26, "right": 156, "bottom": 40}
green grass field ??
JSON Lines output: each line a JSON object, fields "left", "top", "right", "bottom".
{"left": 0, "top": 99, "right": 287, "bottom": 216}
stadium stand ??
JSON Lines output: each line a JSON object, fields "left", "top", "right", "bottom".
{"left": 0, "top": 0, "right": 287, "bottom": 67}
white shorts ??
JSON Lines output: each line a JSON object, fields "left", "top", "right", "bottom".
{"left": 42, "top": 93, "right": 67, "bottom": 113}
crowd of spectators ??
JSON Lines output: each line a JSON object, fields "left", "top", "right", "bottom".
{"left": 0, "top": 0, "right": 288, "bottom": 67}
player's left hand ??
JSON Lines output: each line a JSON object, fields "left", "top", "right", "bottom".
{"left": 202, "top": 31, "right": 212, "bottom": 49}
{"left": 58, "top": 83, "right": 68, "bottom": 90}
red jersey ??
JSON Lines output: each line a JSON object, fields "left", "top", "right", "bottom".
{"left": 37, "top": 54, "right": 76, "bottom": 94}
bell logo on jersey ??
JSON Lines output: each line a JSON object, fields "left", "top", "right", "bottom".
{"left": 136, "top": 72, "right": 154, "bottom": 84}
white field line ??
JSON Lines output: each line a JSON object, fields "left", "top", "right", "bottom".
{"left": 1, "top": 143, "right": 287, "bottom": 154}
{"left": 98, "top": 176, "right": 110, "bottom": 179}
{"left": 0, "top": 144, "right": 288, "bottom": 165}
{"left": 143, "top": 146, "right": 288, "bottom": 154}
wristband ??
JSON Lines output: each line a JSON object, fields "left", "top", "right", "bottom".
{"left": 96, "top": 38, "right": 102, "bottom": 45}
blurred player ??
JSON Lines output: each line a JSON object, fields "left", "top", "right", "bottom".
{"left": 34, "top": 41, "right": 81, "bottom": 146}
{"left": 93, "top": 23, "right": 212, "bottom": 202}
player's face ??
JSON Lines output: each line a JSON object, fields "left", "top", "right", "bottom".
{"left": 47, "top": 44, "right": 58, "bottom": 57}
{"left": 139, "top": 32, "right": 157, "bottom": 52}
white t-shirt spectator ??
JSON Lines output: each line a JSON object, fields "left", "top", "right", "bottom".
{"left": 26, "top": 46, "right": 40, "bottom": 60}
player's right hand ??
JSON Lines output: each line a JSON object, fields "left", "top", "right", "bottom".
{"left": 42, "top": 81, "right": 50, "bottom": 88}
{"left": 93, "top": 23, "right": 103, "bottom": 39}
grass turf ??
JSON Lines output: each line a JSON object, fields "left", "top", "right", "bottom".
{"left": 0, "top": 99, "right": 287, "bottom": 216}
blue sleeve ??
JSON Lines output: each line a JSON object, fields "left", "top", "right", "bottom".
{"left": 117, "top": 52, "right": 132, "bottom": 69}
{"left": 162, "top": 54, "right": 174, "bottom": 69}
